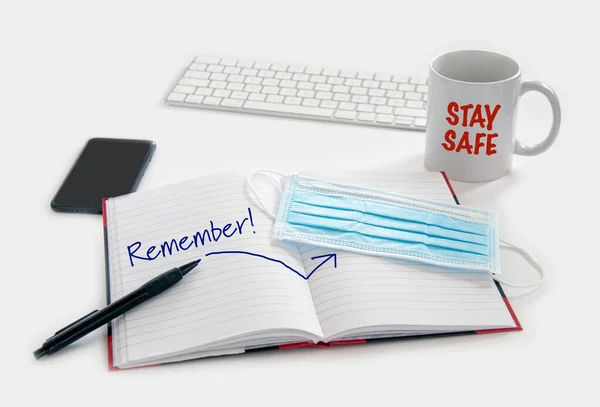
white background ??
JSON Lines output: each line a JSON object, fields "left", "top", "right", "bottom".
{"left": 2, "top": 1, "right": 598, "bottom": 405}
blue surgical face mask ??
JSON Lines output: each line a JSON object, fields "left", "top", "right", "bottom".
{"left": 248, "top": 171, "right": 544, "bottom": 288}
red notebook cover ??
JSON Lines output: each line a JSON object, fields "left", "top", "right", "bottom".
{"left": 102, "top": 173, "right": 521, "bottom": 370}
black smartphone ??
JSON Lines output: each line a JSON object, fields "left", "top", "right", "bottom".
{"left": 51, "top": 138, "right": 156, "bottom": 214}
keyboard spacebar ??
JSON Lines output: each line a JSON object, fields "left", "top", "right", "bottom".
{"left": 243, "top": 101, "right": 334, "bottom": 117}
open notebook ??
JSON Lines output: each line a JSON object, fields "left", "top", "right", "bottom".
{"left": 103, "top": 171, "right": 520, "bottom": 369}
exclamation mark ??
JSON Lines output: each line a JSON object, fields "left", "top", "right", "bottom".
{"left": 248, "top": 207, "right": 256, "bottom": 234}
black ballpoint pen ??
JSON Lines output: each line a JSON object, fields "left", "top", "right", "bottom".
{"left": 34, "top": 259, "right": 200, "bottom": 359}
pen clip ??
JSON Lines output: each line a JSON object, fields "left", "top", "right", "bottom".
{"left": 55, "top": 309, "right": 100, "bottom": 335}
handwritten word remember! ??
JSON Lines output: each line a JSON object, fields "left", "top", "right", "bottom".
{"left": 126, "top": 207, "right": 255, "bottom": 267}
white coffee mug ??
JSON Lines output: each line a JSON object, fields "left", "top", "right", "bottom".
{"left": 424, "top": 50, "right": 561, "bottom": 182}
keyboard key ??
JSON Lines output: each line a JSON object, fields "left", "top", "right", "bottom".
{"left": 333, "top": 93, "right": 351, "bottom": 102}
{"left": 315, "top": 91, "right": 333, "bottom": 100}
{"left": 386, "top": 90, "right": 404, "bottom": 99}
{"left": 195, "top": 87, "right": 213, "bottom": 96}
{"left": 395, "top": 116, "right": 414, "bottom": 126}
{"left": 357, "top": 71, "right": 375, "bottom": 80}
{"left": 368, "top": 89, "right": 385, "bottom": 97}
{"left": 284, "top": 96, "right": 302, "bottom": 105}
{"left": 213, "top": 89, "right": 231, "bottom": 98}
{"left": 376, "top": 106, "right": 393, "bottom": 114}
{"left": 244, "top": 100, "right": 334, "bottom": 117}
{"left": 363, "top": 80, "right": 380, "bottom": 88}
{"left": 414, "top": 118, "right": 427, "bottom": 127}
{"left": 203, "top": 96, "right": 221, "bottom": 105}
{"left": 394, "top": 107, "right": 427, "bottom": 117}
{"left": 231, "top": 91, "right": 249, "bottom": 100}
{"left": 179, "top": 78, "right": 209, "bottom": 87}
{"left": 241, "top": 68, "right": 258, "bottom": 76}
{"left": 167, "top": 92, "right": 186, "bottom": 102}
{"left": 309, "top": 75, "right": 327, "bottom": 83}
{"left": 207, "top": 64, "right": 224, "bottom": 73}
{"left": 244, "top": 84, "right": 262, "bottom": 93}
{"left": 322, "top": 68, "right": 340, "bottom": 76}
{"left": 297, "top": 90, "right": 315, "bottom": 98}
{"left": 375, "top": 73, "right": 392, "bottom": 81}
{"left": 210, "top": 72, "right": 228, "bottom": 81}
{"left": 248, "top": 92, "right": 266, "bottom": 101}
{"left": 405, "top": 92, "right": 422, "bottom": 100}
{"left": 381, "top": 82, "right": 397, "bottom": 90}
{"left": 275, "top": 71, "right": 293, "bottom": 80}
{"left": 302, "top": 98, "right": 320, "bottom": 107}
{"left": 184, "top": 70, "right": 210, "bottom": 79}
{"left": 292, "top": 73, "right": 309, "bottom": 82}
{"left": 280, "top": 88, "right": 297, "bottom": 96}
{"left": 226, "top": 83, "right": 245, "bottom": 91}
{"left": 195, "top": 56, "right": 220, "bottom": 64}
{"left": 305, "top": 66, "right": 323, "bottom": 75}
{"left": 315, "top": 83, "right": 332, "bottom": 91}
{"left": 320, "top": 100, "right": 338, "bottom": 109}
{"left": 407, "top": 100, "right": 424, "bottom": 108}
{"left": 334, "top": 110, "right": 357, "bottom": 120}
{"left": 410, "top": 77, "right": 427, "bottom": 85}
{"left": 185, "top": 95, "right": 204, "bottom": 104}
{"left": 280, "top": 80, "right": 297, "bottom": 88}
{"left": 340, "top": 70, "right": 357, "bottom": 78}
{"left": 369, "top": 97, "right": 386, "bottom": 105}
{"left": 262, "top": 78, "right": 279, "bottom": 86}
{"left": 244, "top": 76, "right": 262, "bottom": 85}
{"left": 173, "top": 85, "right": 196, "bottom": 94}
{"left": 376, "top": 114, "right": 394, "bottom": 124}
{"left": 332, "top": 85, "right": 350, "bottom": 93}
{"left": 266, "top": 94, "right": 284, "bottom": 103}
{"left": 258, "top": 70, "right": 275, "bottom": 78}
{"left": 228, "top": 75, "right": 246, "bottom": 83}
{"left": 221, "top": 98, "right": 244, "bottom": 108}
{"left": 388, "top": 98, "right": 405, "bottom": 107}
{"left": 189, "top": 63, "right": 207, "bottom": 71}
{"left": 423, "top": 94, "right": 428, "bottom": 102}
{"left": 236, "top": 60, "right": 255, "bottom": 68}
{"left": 357, "top": 104, "right": 374, "bottom": 112}
{"left": 357, "top": 112, "right": 376, "bottom": 122}
{"left": 392, "top": 75, "right": 409, "bottom": 83}
{"left": 297, "top": 81, "right": 314, "bottom": 90}
{"left": 209, "top": 81, "right": 227, "bottom": 89}
{"left": 345, "top": 78, "right": 362, "bottom": 87}
{"left": 397, "top": 84, "right": 415, "bottom": 91}
{"left": 338, "top": 102, "right": 357, "bottom": 111}
{"left": 223, "top": 66, "right": 241, "bottom": 74}
{"left": 417, "top": 85, "right": 428, "bottom": 93}
{"left": 327, "top": 77, "right": 345, "bottom": 85}
{"left": 351, "top": 95, "right": 368, "bottom": 103}
{"left": 350, "top": 87, "right": 367, "bottom": 95}
{"left": 262, "top": 86, "right": 279, "bottom": 94}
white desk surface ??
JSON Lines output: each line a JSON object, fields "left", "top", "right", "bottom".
{"left": 3, "top": 1, "right": 598, "bottom": 405}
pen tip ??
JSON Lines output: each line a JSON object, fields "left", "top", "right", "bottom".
{"left": 179, "top": 259, "right": 201, "bottom": 276}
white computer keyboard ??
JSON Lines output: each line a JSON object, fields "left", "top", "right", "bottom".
{"left": 166, "top": 55, "right": 428, "bottom": 131}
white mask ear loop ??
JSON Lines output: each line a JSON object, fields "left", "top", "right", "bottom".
{"left": 247, "top": 170, "right": 286, "bottom": 220}
{"left": 492, "top": 239, "right": 545, "bottom": 289}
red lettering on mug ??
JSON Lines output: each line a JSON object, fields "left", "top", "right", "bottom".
{"left": 441, "top": 102, "right": 502, "bottom": 155}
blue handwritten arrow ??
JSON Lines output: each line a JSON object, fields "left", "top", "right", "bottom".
{"left": 204, "top": 251, "right": 337, "bottom": 280}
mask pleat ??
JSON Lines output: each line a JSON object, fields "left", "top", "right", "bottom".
{"left": 286, "top": 211, "right": 490, "bottom": 257}
{"left": 292, "top": 190, "right": 490, "bottom": 237}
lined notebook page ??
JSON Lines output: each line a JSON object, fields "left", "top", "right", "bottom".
{"left": 106, "top": 172, "right": 322, "bottom": 367}
{"left": 299, "top": 171, "right": 516, "bottom": 341}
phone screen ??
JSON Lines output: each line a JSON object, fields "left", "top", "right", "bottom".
{"left": 52, "top": 138, "right": 155, "bottom": 214}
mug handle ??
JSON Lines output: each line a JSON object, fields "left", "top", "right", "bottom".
{"left": 514, "top": 80, "right": 561, "bottom": 156}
